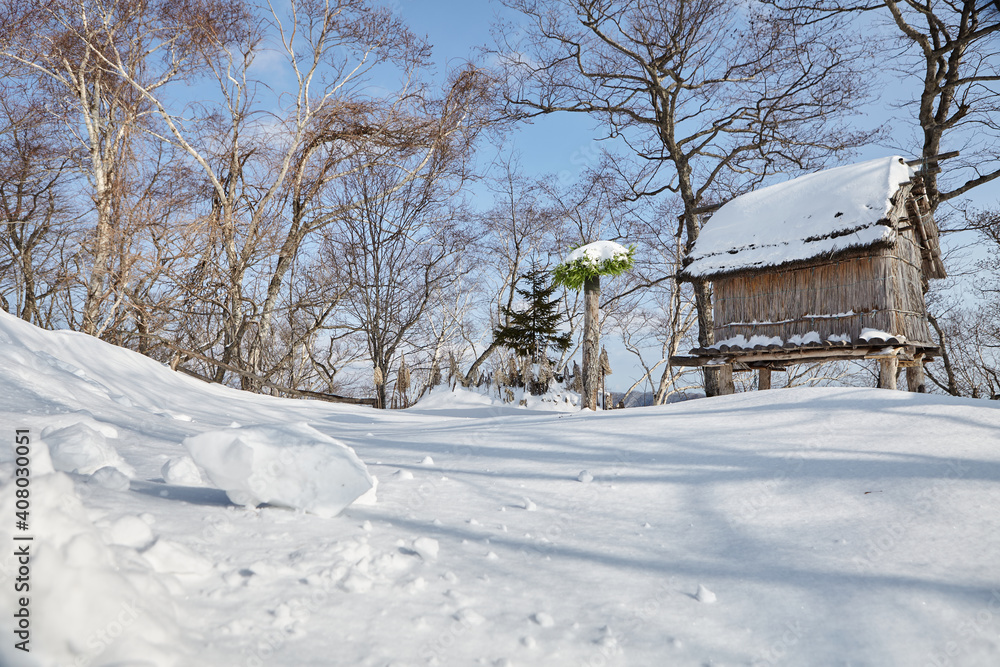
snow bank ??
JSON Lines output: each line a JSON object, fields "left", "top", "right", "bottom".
{"left": 0, "top": 468, "right": 183, "bottom": 667}
{"left": 183, "top": 422, "right": 373, "bottom": 517}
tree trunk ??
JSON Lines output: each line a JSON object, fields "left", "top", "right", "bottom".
{"left": 927, "top": 312, "right": 959, "bottom": 396}
{"left": 582, "top": 275, "right": 600, "bottom": 410}
{"left": 464, "top": 340, "right": 499, "bottom": 387}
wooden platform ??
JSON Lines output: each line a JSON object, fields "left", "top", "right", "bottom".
{"left": 670, "top": 340, "right": 938, "bottom": 392}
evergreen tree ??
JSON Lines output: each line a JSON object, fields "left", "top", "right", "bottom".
{"left": 493, "top": 269, "right": 572, "bottom": 364}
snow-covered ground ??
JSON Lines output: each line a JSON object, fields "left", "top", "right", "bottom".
{"left": 1, "top": 310, "right": 999, "bottom": 666}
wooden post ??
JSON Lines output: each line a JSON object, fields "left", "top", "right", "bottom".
{"left": 878, "top": 357, "right": 898, "bottom": 390}
{"left": 758, "top": 368, "right": 772, "bottom": 391}
{"left": 716, "top": 364, "right": 735, "bottom": 395}
{"left": 907, "top": 356, "right": 926, "bottom": 393}
{"left": 582, "top": 275, "right": 601, "bottom": 410}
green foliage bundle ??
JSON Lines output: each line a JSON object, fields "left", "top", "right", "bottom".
{"left": 552, "top": 242, "right": 636, "bottom": 290}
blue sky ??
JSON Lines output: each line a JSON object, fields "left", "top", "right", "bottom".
{"left": 396, "top": 0, "right": 608, "bottom": 178}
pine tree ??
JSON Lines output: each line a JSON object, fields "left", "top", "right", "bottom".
{"left": 493, "top": 269, "right": 572, "bottom": 364}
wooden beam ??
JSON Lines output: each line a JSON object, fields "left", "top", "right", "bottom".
{"left": 672, "top": 344, "right": 935, "bottom": 369}
{"left": 670, "top": 355, "right": 727, "bottom": 367}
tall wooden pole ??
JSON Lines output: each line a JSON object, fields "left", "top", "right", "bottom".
{"left": 582, "top": 275, "right": 601, "bottom": 410}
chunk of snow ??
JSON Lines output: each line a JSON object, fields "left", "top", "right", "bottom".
{"left": 421, "top": 455, "right": 434, "bottom": 465}
{"left": 522, "top": 497, "right": 537, "bottom": 511}
{"left": 695, "top": 584, "right": 717, "bottom": 603}
{"left": 577, "top": 470, "right": 594, "bottom": 483}
{"left": 183, "top": 422, "right": 373, "bottom": 518}
{"left": 105, "top": 515, "right": 156, "bottom": 549}
{"left": 43, "top": 420, "right": 134, "bottom": 476}
{"left": 531, "top": 612, "right": 555, "bottom": 627}
{"left": 89, "top": 465, "right": 131, "bottom": 491}
{"left": 454, "top": 608, "right": 486, "bottom": 626}
{"left": 161, "top": 456, "right": 203, "bottom": 485}
{"left": 412, "top": 537, "right": 439, "bottom": 560}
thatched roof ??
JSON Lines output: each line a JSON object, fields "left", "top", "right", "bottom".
{"left": 683, "top": 156, "right": 919, "bottom": 280}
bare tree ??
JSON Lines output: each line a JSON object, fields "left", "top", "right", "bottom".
{"left": 494, "top": 0, "right": 873, "bottom": 395}
{"left": 322, "top": 157, "right": 472, "bottom": 408}
{"left": 0, "top": 92, "right": 74, "bottom": 326}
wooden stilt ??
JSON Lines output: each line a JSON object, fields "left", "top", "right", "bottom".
{"left": 718, "top": 364, "right": 735, "bottom": 395}
{"left": 907, "top": 357, "right": 926, "bottom": 393}
{"left": 758, "top": 368, "right": 772, "bottom": 391}
{"left": 878, "top": 357, "right": 898, "bottom": 390}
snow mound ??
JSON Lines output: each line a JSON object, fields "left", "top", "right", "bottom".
{"left": 0, "top": 471, "right": 183, "bottom": 667}
{"left": 183, "top": 422, "right": 373, "bottom": 517}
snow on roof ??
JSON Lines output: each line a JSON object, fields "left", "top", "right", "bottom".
{"left": 684, "top": 156, "right": 914, "bottom": 279}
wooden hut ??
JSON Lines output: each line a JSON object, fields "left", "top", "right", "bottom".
{"left": 672, "top": 156, "right": 946, "bottom": 392}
